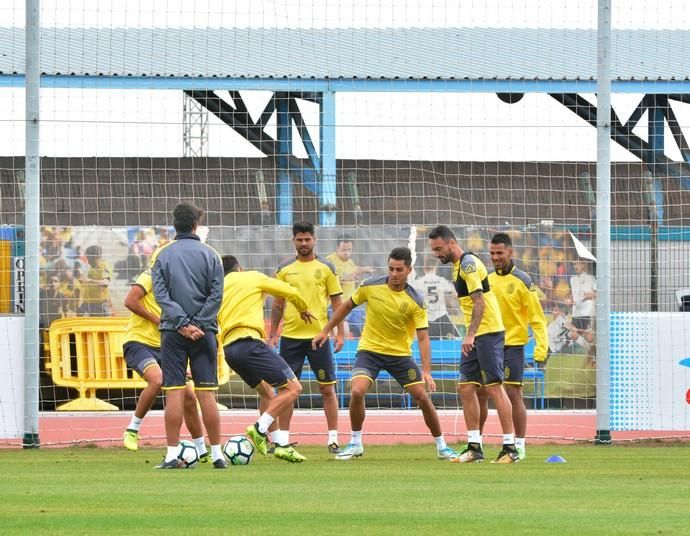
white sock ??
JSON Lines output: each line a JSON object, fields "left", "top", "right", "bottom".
{"left": 503, "top": 433, "right": 515, "bottom": 446}
{"left": 269, "top": 429, "right": 281, "bottom": 444}
{"left": 274, "top": 430, "right": 289, "bottom": 447}
{"left": 515, "top": 437, "right": 525, "bottom": 450}
{"left": 433, "top": 436, "right": 447, "bottom": 450}
{"left": 192, "top": 437, "right": 207, "bottom": 455}
{"left": 468, "top": 429, "right": 482, "bottom": 445}
{"left": 165, "top": 445, "right": 178, "bottom": 462}
{"left": 127, "top": 416, "right": 143, "bottom": 432}
{"left": 210, "top": 444, "right": 223, "bottom": 461}
{"left": 257, "top": 412, "right": 275, "bottom": 434}
{"left": 328, "top": 430, "right": 338, "bottom": 445}
{"left": 350, "top": 431, "right": 363, "bottom": 446}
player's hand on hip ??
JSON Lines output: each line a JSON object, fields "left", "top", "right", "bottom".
{"left": 423, "top": 372, "right": 436, "bottom": 393}
{"left": 462, "top": 334, "right": 475, "bottom": 356}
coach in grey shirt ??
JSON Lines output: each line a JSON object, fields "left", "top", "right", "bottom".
{"left": 151, "top": 202, "right": 226, "bottom": 469}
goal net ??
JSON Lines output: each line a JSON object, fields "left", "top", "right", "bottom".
{"left": 1, "top": 0, "right": 689, "bottom": 446}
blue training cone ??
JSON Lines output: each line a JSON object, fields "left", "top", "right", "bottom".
{"left": 545, "top": 455, "right": 567, "bottom": 463}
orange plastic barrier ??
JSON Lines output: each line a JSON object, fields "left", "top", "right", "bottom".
{"left": 46, "top": 317, "right": 231, "bottom": 411}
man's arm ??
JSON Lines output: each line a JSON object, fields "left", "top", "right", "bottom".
{"left": 124, "top": 284, "right": 160, "bottom": 325}
{"left": 259, "top": 276, "right": 308, "bottom": 312}
{"left": 416, "top": 328, "right": 436, "bottom": 392}
{"left": 268, "top": 296, "right": 286, "bottom": 343}
{"left": 151, "top": 257, "right": 190, "bottom": 330}
{"left": 329, "top": 294, "right": 345, "bottom": 352}
{"left": 525, "top": 288, "right": 548, "bottom": 362}
{"left": 463, "top": 290, "right": 485, "bottom": 356}
{"left": 312, "top": 298, "right": 355, "bottom": 349}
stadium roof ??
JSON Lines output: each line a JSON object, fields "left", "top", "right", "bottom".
{"left": 0, "top": 27, "right": 688, "bottom": 84}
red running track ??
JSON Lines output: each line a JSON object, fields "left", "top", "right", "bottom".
{"left": 2, "top": 410, "right": 687, "bottom": 448}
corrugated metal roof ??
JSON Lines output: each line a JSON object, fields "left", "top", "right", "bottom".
{"left": 0, "top": 27, "right": 688, "bottom": 80}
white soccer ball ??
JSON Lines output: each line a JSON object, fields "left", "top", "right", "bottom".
{"left": 223, "top": 435, "right": 255, "bottom": 465}
{"left": 177, "top": 440, "right": 200, "bottom": 469}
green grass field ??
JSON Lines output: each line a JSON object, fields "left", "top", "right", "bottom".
{"left": 1, "top": 443, "right": 688, "bottom": 535}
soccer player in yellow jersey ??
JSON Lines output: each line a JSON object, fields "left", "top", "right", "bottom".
{"left": 326, "top": 234, "right": 374, "bottom": 337}
{"left": 428, "top": 225, "right": 519, "bottom": 464}
{"left": 121, "top": 269, "right": 208, "bottom": 460}
{"left": 269, "top": 221, "right": 345, "bottom": 453}
{"left": 218, "top": 255, "right": 314, "bottom": 463}
{"left": 479, "top": 233, "right": 548, "bottom": 461}
{"left": 313, "top": 247, "right": 457, "bottom": 461}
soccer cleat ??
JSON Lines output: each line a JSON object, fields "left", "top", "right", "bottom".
{"left": 199, "top": 452, "right": 211, "bottom": 464}
{"left": 245, "top": 423, "right": 268, "bottom": 456}
{"left": 327, "top": 442, "right": 341, "bottom": 454}
{"left": 154, "top": 458, "right": 184, "bottom": 469}
{"left": 274, "top": 445, "right": 307, "bottom": 463}
{"left": 516, "top": 447, "right": 526, "bottom": 461}
{"left": 491, "top": 445, "right": 520, "bottom": 464}
{"left": 449, "top": 443, "right": 484, "bottom": 463}
{"left": 437, "top": 446, "right": 458, "bottom": 460}
{"left": 334, "top": 443, "right": 364, "bottom": 461}
{"left": 123, "top": 429, "right": 139, "bottom": 451}
{"left": 212, "top": 458, "right": 228, "bottom": 469}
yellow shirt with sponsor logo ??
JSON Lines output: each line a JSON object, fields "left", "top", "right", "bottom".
{"left": 453, "top": 253, "right": 504, "bottom": 336}
{"left": 488, "top": 264, "right": 548, "bottom": 360}
{"left": 351, "top": 276, "right": 428, "bottom": 357}
{"left": 219, "top": 270, "right": 310, "bottom": 347}
{"left": 124, "top": 270, "right": 161, "bottom": 348}
{"left": 325, "top": 252, "right": 357, "bottom": 301}
{"left": 275, "top": 256, "right": 342, "bottom": 339}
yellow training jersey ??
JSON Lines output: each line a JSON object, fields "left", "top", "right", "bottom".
{"left": 219, "top": 270, "right": 309, "bottom": 347}
{"left": 453, "top": 253, "right": 504, "bottom": 336}
{"left": 351, "top": 275, "right": 428, "bottom": 357}
{"left": 124, "top": 270, "right": 161, "bottom": 348}
{"left": 275, "top": 256, "right": 342, "bottom": 339}
{"left": 325, "top": 252, "right": 357, "bottom": 301}
{"left": 488, "top": 264, "right": 548, "bottom": 360}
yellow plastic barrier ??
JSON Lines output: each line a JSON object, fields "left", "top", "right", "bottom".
{"left": 46, "top": 317, "right": 232, "bottom": 411}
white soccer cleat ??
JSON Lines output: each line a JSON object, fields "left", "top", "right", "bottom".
{"left": 334, "top": 443, "right": 364, "bottom": 460}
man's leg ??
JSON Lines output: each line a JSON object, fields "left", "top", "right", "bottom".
{"left": 123, "top": 346, "right": 162, "bottom": 451}
{"left": 158, "top": 332, "right": 190, "bottom": 467}
{"left": 136, "top": 365, "right": 163, "bottom": 418}
{"left": 276, "top": 338, "right": 305, "bottom": 441}
{"left": 485, "top": 383, "right": 514, "bottom": 435}
{"left": 195, "top": 390, "right": 221, "bottom": 446}
{"left": 163, "top": 388, "right": 185, "bottom": 448}
{"left": 505, "top": 384, "right": 527, "bottom": 458}
{"left": 335, "top": 377, "right": 371, "bottom": 460}
{"left": 410, "top": 385, "right": 440, "bottom": 434}
{"left": 459, "top": 383, "right": 481, "bottom": 431}
{"left": 477, "top": 387, "right": 489, "bottom": 435}
{"left": 318, "top": 382, "right": 339, "bottom": 444}
{"left": 182, "top": 384, "right": 208, "bottom": 460}
{"left": 406, "top": 382, "right": 454, "bottom": 458}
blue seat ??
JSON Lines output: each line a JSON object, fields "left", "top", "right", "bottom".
{"left": 299, "top": 337, "right": 545, "bottom": 409}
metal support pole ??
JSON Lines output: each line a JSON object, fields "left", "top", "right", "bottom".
{"left": 23, "top": 0, "right": 41, "bottom": 448}
{"left": 276, "top": 94, "right": 292, "bottom": 226}
{"left": 319, "top": 91, "right": 337, "bottom": 226}
{"left": 643, "top": 171, "right": 659, "bottom": 312}
{"left": 595, "top": 0, "right": 612, "bottom": 444}
{"left": 648, "top": 96, "right": 666, "bottom": 222}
